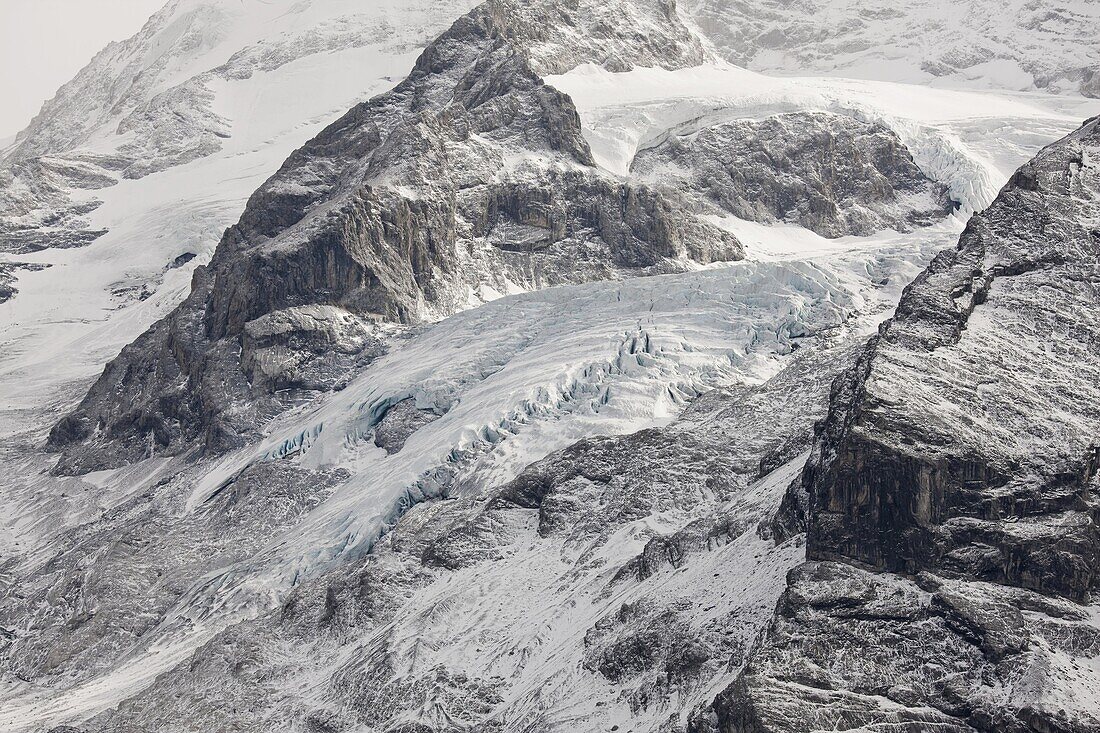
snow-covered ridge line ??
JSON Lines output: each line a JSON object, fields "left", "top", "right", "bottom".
{"left": 686, "top": 0, "right": 1100, "bottom": 98}
{"left": 2, "top": 1, "right": 1099, "bottom": 730}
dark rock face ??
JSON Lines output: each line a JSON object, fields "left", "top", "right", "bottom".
{"left": 46, "top": 0, "right": 741, "bottom": 474}
{"left": 802, "top": 116, "right": 1100, "bottom": 600}
{"left": 372, "top": 399, "right": 443, "bottom": 454}
{"left": 583, "top": 599, "right": 710, "bottom": 684}
{"left": 632, "top": 112, "right": 957, "bottom": 238}
{"left": 0, "top": 261, "right": 51, "bottom": 304}
{"left": 239, "top": 304, "right": 387, "bottom": 393}
{"left": 0, "top": 156, "right": 111, "bottom": 254}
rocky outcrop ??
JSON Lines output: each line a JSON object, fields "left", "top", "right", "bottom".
{"left": 0, "top": 461, "right": 349, "bottom": 684}
{"left": 480, "top": 0, "right": 706, "bottom": 75}
{"left": 632, "top": 112, "right": 957, "bottom": 237}
{"left": 800, "top": 115, "right": 1100, "bottom": 600}
{"left": 693, "top": 562, "right": 1100, "bottom": 733}
{"left": 692, "top": 116, "right": 1100, "bottom": 733}
{"left": 372, "top": 399, "right": 444, "bottom": 454}
{"left": 0, "top": 156, "right": 112, "bottom": 254}
{"left": 0, "top": 261, "right": 50, "bottom": 304}
{"left": 46, "top": 0, "right": 741, "bottom": 474}
{"left": 43, "top": 320, "right": 855, "bottom": 733}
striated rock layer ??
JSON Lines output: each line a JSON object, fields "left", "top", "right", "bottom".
{"left": 803, "top": 115, "right": 1100, "bottom": 600}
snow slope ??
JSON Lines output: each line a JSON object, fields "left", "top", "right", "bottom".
{"left": 0, "top": 0, "right": 478, "bottom": 443}
{"left": 0, "top": 238, "right": 929, "bottom": 729}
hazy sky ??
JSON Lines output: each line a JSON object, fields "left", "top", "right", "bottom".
{"left": 0, "top": 0, "right": 167, "bottom": 140}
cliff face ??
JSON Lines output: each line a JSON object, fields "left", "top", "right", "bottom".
{"left": 0, "top": 0, "right": 484, "bottom": 257}
{"left": 802, "top": 115, "right": 1100, "bottom": 601}
{"left": 7, "top": 2, "right": 1098, "bottom": 732}
{"left": 632, "top": 112, "right": 957, "bottom": 238}
{"left": 694, "top": 116, "right": 1100, "bottom": 733}
{"left": 46, "top": 0, "right": 741, "bottom": 473}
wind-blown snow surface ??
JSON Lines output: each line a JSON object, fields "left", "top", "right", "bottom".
{"left": 1, "top": 1, "right": 1099, "bottom": 730}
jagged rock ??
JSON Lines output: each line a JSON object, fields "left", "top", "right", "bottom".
{"left": 240, "top": 305, "right": 386, "bottom": 392}
{"left": 801, "top": 116, "right": 1100, "bottom": 600}
{"left": 0, "top": 156, "right": 111, "bottom": 254}
{"left": 582, "top": 597, "right": 730, "bottom": 712}
{"left": 0, "top": 461, "right": 348, "bottom": 684}
{"left": 632, "top": 112, "right": 957, "bottom": 237}
{"left": 692, "top": 116, "right": 1100, "bottom": 733}
{"left": 46, "top": 0, "right": 741, "bottom": 474}
{"left": 482, "top": 0, "right": 705, "bottom": 75}
{"left": 372, "top": 399, "right": 443, "bottom": 454}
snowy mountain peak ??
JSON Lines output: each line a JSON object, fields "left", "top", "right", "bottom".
{"left": 0, "top": 1, "right": 1098, "bottom": 732}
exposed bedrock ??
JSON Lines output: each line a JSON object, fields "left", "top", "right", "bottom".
{"left": 47, "top": 327, "right": 850, "bottom": 730}
{"left": 691, "top": 562, "right": 1100, "bottom": 733}
{"left": 631, "top": 111, "right": 958, "bottom": 238}
{"left": 691, "top": 116, "right": 1100, "bottom": 733}
{"left": 0, "top": 461, "right": 349, "bottom": 685}
{"left": 46, "top": 0, "right": 740, "bottom": 474}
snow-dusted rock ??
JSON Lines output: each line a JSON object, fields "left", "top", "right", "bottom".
{"left": 695, "top": 562, "right": 1100, "bottom": 733}
{"left": 632, "top": 111, "right": 957, "bottom": 237}
{"left": 802, "top": 115, "right": 1100, "bottom": 601}
{"left": 2, "top": 1, "right": 1099, "bottom": 732}
{"left": 687, "top": 0, "right": 1100, "bottom": 97}
{"left": 693, "top": 115, "right": 1100, "bottom": 733}
{"left": 46, "top": 0, "right": 744, "bottom": 473}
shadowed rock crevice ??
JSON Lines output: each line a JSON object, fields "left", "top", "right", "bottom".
{"left": 802, "top": 116, "right": 1100, "bottom": 601}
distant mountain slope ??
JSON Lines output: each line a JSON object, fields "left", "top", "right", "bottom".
{"left": 0, "top": 0, "right": 478, "bottom": 444}
{"left": 45, "top": 0, "right": 743, "bottom": 474}
{"left": 686, "top": 0, "right": 1100, "bottom": 96}
{"left": 0, "top": 0, "right": 483, "bottom": 254}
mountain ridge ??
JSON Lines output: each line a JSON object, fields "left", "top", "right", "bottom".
{"left": 0, "top": 1, "right": 1097, "bottom": 732}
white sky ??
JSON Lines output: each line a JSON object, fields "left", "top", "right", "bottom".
{"left": 0, "top": 0, "right": 167, "bottom": 140}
